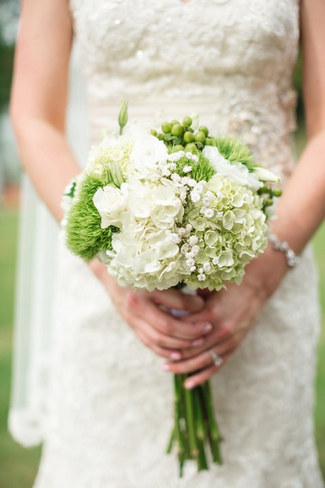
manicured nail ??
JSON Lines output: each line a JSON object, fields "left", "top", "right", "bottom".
{"left": 162, "top": 363, "right": 171, "bottom": 371}
{"left": 192, "top": 338, "right": 204, "bottom": 347}
{"left": 170, "top": 352, "right": 181, "bottom": 360}
{"left": 185, "top": 379, "right": 195, "bottom": 389}
{"left": 203, "top": 323, "right": 213, "bottom": 334}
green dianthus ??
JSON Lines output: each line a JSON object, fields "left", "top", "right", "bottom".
{"left": 213, "top": 137, "right": 255, "bottom": 169}
{"left": 66, "top": 174, "right": 119, "bottom": 262}
{"left": 191, "top": 154, "right": 215, "bottom": 181}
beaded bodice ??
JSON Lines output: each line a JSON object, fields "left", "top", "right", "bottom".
{"left": 69, "top": 0, "right": 300, "bottom": 178}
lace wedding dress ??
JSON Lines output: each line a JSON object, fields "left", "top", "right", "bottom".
{"left": 33, "top": 1, "right": 324, "bottom": 487}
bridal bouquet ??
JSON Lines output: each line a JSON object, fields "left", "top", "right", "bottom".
{"left": 62, "top": 102, "right": 281, "bottom": 476}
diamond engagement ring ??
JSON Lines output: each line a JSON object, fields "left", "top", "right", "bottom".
{"left": 209, "top": 348, "right": 223, "bottom": 367}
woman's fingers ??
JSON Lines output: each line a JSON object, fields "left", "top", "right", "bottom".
{"left": 162, "top": 338, "right": 235, "bottom": 375}
{"left": 128, "top": 292, "right": 213, "bottom": 341}
{"left": 135, "top": 327, "right": 182, "bottom": 360}
{"left": 152, "top": 289, "right": 205, "bottom": 314}
{"left": 183, "top": 351, "right": 234, "bottom": 389}
{"left": 134, "top": 317, "right": 203, "bottom": 351}
{"left": 170, "top": 322, "right": 235, "bottom": 360}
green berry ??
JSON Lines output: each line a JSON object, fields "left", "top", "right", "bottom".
{"left": 183, "top": 116, "right": 192, "bottom": 127}
{"left": 170, "top": 119, "right": 179, "bottom": 126}
{"left": 257, "top": 186, "right": 269, "bottom": 194}
{"left": 161, "top": 122, "right": 172, "bottom": 134}
{"left": 185, "top": 143, "right": 198, "bottom": 153}
{"left": 184, "top": 131, "right": 195, "bottom": 143}
{"left": 205, "top": 137, "right": 213, "bottom": 145}
{"left": 272, "top": 188, "right": 282, "bottom": 197}
{"left": 199, "top": 126, "right": 209, "bottom": 137}
{"left": 195, "top": 131, "right": 206, "bottom": 144}
{"left": 174, "top": 144, "right": 184, "bottom": 151}
{"left": 265, "top": 198, "right": 274, "bottom": 207}
{"left": 150, "top": 129, "right": 157, "bottom": 136}
{"left": 171, "top": 124, "right": 184, "bottom": 137}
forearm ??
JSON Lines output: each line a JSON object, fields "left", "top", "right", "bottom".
{"left": 244, "top": 130, "right": 325, "bottom": 298}
{"left": 271, "top": 129, "right": 325, "bottom": 252}
{"left": 12, "top": 116, "right": 115, "bottom": 289}
{"left": 13, "top": 116, "right": 81, "bottom": 222}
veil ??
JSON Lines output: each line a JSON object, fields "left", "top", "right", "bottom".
{"left": 8, "top": 41, "right": 89, "bottom": 446}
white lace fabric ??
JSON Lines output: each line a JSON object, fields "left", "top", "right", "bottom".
{"left": 72, "top": 0, "right": 299, "bottom": 180}
{"left": 32, "top": 0, "right": 324, "bottom": 486}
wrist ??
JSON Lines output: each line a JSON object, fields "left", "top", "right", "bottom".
{"left": 243, "top": 244, "right": 289, "bottom": 300}
{"left": 89, "top": 258, "right": 116, "bottom": 289}
{"left": 89, "top": 258, "right": 106, "bottom": 281}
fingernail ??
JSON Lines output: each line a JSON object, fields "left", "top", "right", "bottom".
{"left": 203, "top": 323, "right": 213, "bottom": 334}
{"left": 185, "top": 379, "right": 195, "bottom": 389}
{"left": 170, "top": 352, "right": 181, "bottom": 360}
{"left": 162, "top": 363, "right": 170, "bottom": 371}
{"left": 192, "top": 338, "right": 204, "bottom": 347}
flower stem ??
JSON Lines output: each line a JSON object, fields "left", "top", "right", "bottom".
{"left": 167, "top": 375, "right": 223, "bottom": 476}
{"left": 174, "top": 375, "right": 185, "bottom": 476}
{"left": 184, "top": 380, "right": 199, "bottom": 459}
{"left": 194, "top": 386, "right": 205, "bottom": 441}
{"left": 194, "top": 386, "right": 209, "bottom": 471}
{"left": 202, "top": 381, "right": 223, "bottom": 464}
{"left": 166, "top": 425, "right": 175, "bottom": 454}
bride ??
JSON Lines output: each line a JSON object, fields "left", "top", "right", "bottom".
{"left": 9, "top": 0, "right": 325, "bottom": 486}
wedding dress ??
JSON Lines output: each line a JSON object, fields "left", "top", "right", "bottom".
{"left": 30, "top": 0, "right": 324, "bottom": 486}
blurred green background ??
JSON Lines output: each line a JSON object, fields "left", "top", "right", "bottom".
{"left": 0, "top": 6, "right": 324, "bottom": 488}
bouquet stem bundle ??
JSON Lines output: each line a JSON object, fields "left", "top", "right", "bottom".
{"left": 167, "top": 374, "right": 222, "bottom": 476}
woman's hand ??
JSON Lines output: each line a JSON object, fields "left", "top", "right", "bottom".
{"left": 90, "top": 259, "right": 213, "bottom": 360}
{"left": 162, "top": 246, "right": 289, "bottom": 388}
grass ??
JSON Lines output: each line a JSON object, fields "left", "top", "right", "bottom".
{"left": 0, "top": 136, "right": 324, "bottom": 485}
{"left": 314, "top": 222, "right": 325, "bottom": 470}
{"left": 0, "top": 209, "right": 41, "bottom": 488}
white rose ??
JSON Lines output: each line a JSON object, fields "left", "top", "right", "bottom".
{"left": 93, "top": 185, "right": 127, "bottom": 228}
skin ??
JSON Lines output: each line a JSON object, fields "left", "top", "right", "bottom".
{"left": 11, "top": 0, "right": 325, "bottom": 389}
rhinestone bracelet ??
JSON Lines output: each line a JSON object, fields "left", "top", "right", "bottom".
{"left": 268, "top": 233, "right": 300, "bottom": 268}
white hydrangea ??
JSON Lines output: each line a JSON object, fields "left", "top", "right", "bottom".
{"left": 87, "top": 134, "right": 135, "bottom": 175}
{"left": 102, "top": 157, "right": 269, "bottom": 290}
{"left": 108, "top": 226, "right": 183, "bottom": 290}
{"left": 184, "top": 175, "right": 268, "bottom": 290}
